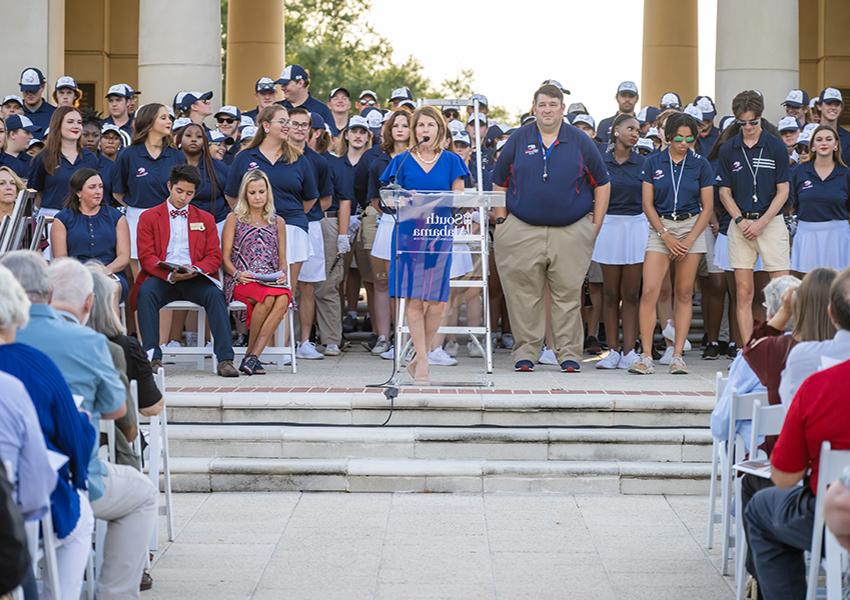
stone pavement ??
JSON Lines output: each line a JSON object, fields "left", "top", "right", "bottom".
{"left": 147, "top": 492, "right": 733, "bottom": 600}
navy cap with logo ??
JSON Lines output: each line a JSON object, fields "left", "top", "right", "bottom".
{"left": 2, "top": 95, "right": 23, "bottom": 107}
{"left": 567, "top": 102, "right": 588, "bottom": 115}
{"left": 359, "top": 89, "right": 378, "bottom": 102}
{"left": 572, "top": 114, "right": 596, "bottom": 130}
{"left": 310, "top": 112, "right": 327, "bottom": 130}
{"left": 106, "top": 83, "right": 133, "bottom": 99}
{"left": 276, "top": 65, "right": 309, "bottom": 86}
{"left": 255, "top": 77, "right": 276, "bottom": 93}
{"left": 215, "top": 105, "right": 241, "bottom": 120}
{"left": 329, "top": 87, "right": 350, "bottom": 100}
{"left": 660, "top": 92, "right": 681, "bottom": 109}
{"left": 617, "top": 81, "right": 639, "bottom": 95}
{"left": 694, "top": 96, "right": 717, "bottom": 120}
{"left": 782, "top": 89, "right": 810, "bottom": 108}
{"left": 470, "top": 93, "right": 488, "bottom": 107}
{"left": 777, "top": 116, "right": 800, "bottom": 132}
{"left": 208, "top": 130, "right": 226, "bottom": 143}
{"left": 178, "top": 91, "right": 213, "bottom": 111}
{"left": 390, "top": 87, "right": 413, "bottom": 102}
{"left": 54, "top": 76, "right": 78, "bottom": 91}
{"left": 541, "top": 79, "right": 570, "bottom": 95}
{"left": 346, "top": 115, "right": 370, "bottom": 131}
{"left": 451, "top": 130, "right": 471, "bottom": 146}
{"left": 467, "top": 113, "right": 488, "bottom": 126}
{"left": 637, "top": 106, "right": 661, "bottom": 124}
{"left": 19, "top": 68, "right": 46, "bottom": 92}
{"left": 5, "top": 115, "right": 39, "bottom": 133}
{"left": 819, "top": 87, "right": 843, "bottom": 104}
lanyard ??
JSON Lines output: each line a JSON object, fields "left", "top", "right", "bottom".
{"left": 669, "top": 151, "right": 687, "bottom": 217}
{"left": 741, "top": 146, "right": 764, "bottom": 204}
{"left": 538, "top": 130, "right": 557, "bottom": 182}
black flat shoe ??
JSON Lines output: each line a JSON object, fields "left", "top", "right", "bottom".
{"left": 251, "top": 355, "right": 266, "bottom": 375}
{"left": 239, "top": 355, "right": 255, "bottom": 376}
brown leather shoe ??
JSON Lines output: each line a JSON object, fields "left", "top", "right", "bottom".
{"left": 217, "top": 360, "right": 239, "bottom": 377}
{"left": 140, "top": 568, "right": 153, "bottom": 591}
{"left": 150, "top": 359, "right": 162, "bottom": 373}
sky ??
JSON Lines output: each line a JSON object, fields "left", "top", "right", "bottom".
{"left": 368, "top": 0, "right": 718, "bottom": 124}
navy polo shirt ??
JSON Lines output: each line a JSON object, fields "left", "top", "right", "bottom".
{"left": 790, "top": 160, "right": 850, "bottom": 222}
{"left": 596, "top": 114, "right": 618, "bottom": 144}
{"left": 327, "top": 153, "right": 359, "bottom": 215}
{"left": 242, "top": 107, "right": 259, "bottom": 122}
{"left": 491, "top": 122, "right": 610, "bottom": 227}
{"left": 190, "top": 158, "right": 230, "bottom": 223}
{"left": 303, "top": 148, "right": 333, "bottom": 222}
{"left": 696, "top": 126, "right": 720, "bottom": 157}
{"left": 280, "top": 94, "right": 338, "bottom": 136}
{"left": 710, "top": 157, "right": 733, "bottom": 235}
{"left": 354, "top": 146, "right": 382, "bottom": 209}
{"left": 28, "top": 149, "right": 100, "bottom": 211}
{"left": 225, "top": 147, "right": 318, "bottom": 232}
{"left": 96, "top": 154, "right": 115, "bottom": 205}
{"left": 112, "top": 144, "right": 186, "bottom": 209}
{"left": 368, "top": 152, "right": 392, "bottom": 211}
{"left": 103, "top": 116, "right": 134, "bottom": 137}
{"left": 640, "top": 149, "right": 714, "bottom": 216}
{"left": 717, "top": 130, "right": 790, "bottom": 214}
{"left": 23, "top": 100, "right": 56, "bottom": 132}
{"left": 0, "top": 152, "right": 31, "bottom": 179}
{"left": 604, "top": 150, "right": 645, "bottom": 216}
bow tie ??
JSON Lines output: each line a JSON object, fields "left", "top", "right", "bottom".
{"left": 170, "top": 209, "right": 188, "bottom": 218}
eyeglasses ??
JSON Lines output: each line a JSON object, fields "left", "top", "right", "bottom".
{"left": 671, "top": 135, "right": 695, "bottom": 143}
{"left": 270, "top": 119, "right": 291, "bottom": 127}
{"left": 217, "top": 118, "right": 236, "bottom": 124}
{"left": 737, "top": 118, "right": 761, "bottom": 126}
{"left": 289, "top": 122, "right": 310, "bottom": 130}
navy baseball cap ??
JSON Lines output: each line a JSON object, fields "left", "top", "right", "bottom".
{"left": 215, "top": 105, "right": 241, "bottom": 120}
{"left": 2, "top": 95, "right": 23, "bottom": 107}
{"left": 819, "top": 87, "right": 843, "bottom": 104}
{"left": 694, "top": 96, "right": 717, "bottom": 120}
{"left": 567, "top": 102, "right": 588, "bottom": 115}
{"left": 54, "top": 76, "right": 78, "bottom": 91}
{"left": 5, "top": 115, "right": 39, "bottom": 133}
{"left": 637, "top": 106, "right": 661, "bottom": 124}
{"left": 329, "top": 87, "right": 350, "bottom": 100}
{"left": 106, "top": 83, "right": 133, "bottom": 98}
{"left": 777, "top": 116, "right": 801, "bottom": 132}
{"left": 277, "top": 65, "right": 308, "bottom": 85}
{"left": 19, "top": 68, "right": 46, "bottom": 92}
{"left": 782, "top": 89, "right": 809, "bottom": 108}
{"left": 390, "top": 87, "right": 413, "bottom": 102}
{"left": 617, "top": 81, "right": 639, "bottom": 95}
{"left": 346, "top": 115, "right": 370, "bottom": 131}
{"left": 660, "top": 92, "right": 682, "bottom": 109}
{"left": 310, "top": 112, "right": 326, "bottom": 130}
{"left": 255, "top": 77, "right": 276, "bottom": 92}
{"left": 541, "top": 79, "right": 570, "bottom": 95}
{"left": 178, "top": 91, "right": 213, "bottom": 111}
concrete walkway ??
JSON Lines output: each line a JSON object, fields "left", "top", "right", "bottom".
{"left": 147, "top": 492, "right": 733, "bottom": 599}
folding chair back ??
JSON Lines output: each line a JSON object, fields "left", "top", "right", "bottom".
{"left": 748, "top": 400, "right": 786, "bottom": 461}
{"left": 707, "top": 372, "right": 729, "bottom": 549}
{"left": 147, "top": 367, "right": 174, "bottom": 553}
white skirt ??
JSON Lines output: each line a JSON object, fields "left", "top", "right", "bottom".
{"left": 297, "top": 220, "right": 326, "bottom": 283}
{"left": 371, "top": 213, "right": 395, "bottom": 261}
{"left": 450, "top": 243, "right": 473, "bottom": 278}
{"left": 591, "top": 214, "right": 648, "bottom": 265}
{"left": 791, "top": 219, "right": 850, "bottom": 273}
{"left": 713, "top": 232, "right": 765, "bottom": 272}
{"left": 124, "top": 206, "right": 151, "bottom": 260}
{"left": 286, "top": 223, "right": 313, "bottom": 265}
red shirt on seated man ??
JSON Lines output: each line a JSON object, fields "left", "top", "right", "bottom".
{"left": 133, "top": 164, "right": 238, "bottom": 377}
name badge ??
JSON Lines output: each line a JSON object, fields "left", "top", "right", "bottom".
{"left": 189, "top": 222, "right": 205, "bottom": 231}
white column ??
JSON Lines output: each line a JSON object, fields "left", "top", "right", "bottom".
{"left": 715, "top": 0, "right": 799, "bottom": 121}
{"left": 0, "top": 0, "right": 65, "bottom": 100}
{"left": 138, "top": 0, "right": 221, "bottom": 112}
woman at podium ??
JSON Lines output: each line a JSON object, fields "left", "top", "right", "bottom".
{"left": 380, "top": 106, "right": 469, "bottom": 382}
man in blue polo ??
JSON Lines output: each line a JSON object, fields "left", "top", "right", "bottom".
{"left": 242, "top": 77, "right": 277, "bottom": 122}
{"left": 277, "top": 65, "right": 338, "bottom": 136}
{"left": 103, "top": 84, "right": 134, "bottom": 136}
{"left": 597, "top": 81, "right": 639, "bottom": 144}
{"left": 781, "top": 89, "right": 809, "bottom": 126}
{"left": 492, "top": 83, "right": 611, "bottom": 373}
{"left": 18, "top": 67, "right": 55, "bottom": 132}
{"left": 717, "top": 90, "right": 791, "bottom": 339}
{"left": 817, "top": 87, "right": 850, "bottom": 160}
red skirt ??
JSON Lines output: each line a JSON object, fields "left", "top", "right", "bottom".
{"left": 232, "top": 282, "right": 291, "bottom": 326}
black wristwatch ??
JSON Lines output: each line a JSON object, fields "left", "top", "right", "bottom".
{"left": 495, "top": 217, "right": 506, "bottom": 225}
{"left": 734, "top": 215, "right": 745, "bottom": 225}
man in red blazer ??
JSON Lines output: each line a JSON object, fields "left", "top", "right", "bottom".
{"left": 134, "top": 165, "right": 238, "bottom": 377}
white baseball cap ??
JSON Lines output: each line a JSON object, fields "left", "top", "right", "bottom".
{"left": 777, "top": 116, "right": 801, "bottom": 132}
{"left": 617, "top": 81, "right": 639, "bottom": 95}
{"left": 54, "top": 76, "right": 77, "bottom": 91}
{"left": 572, "top": 114, "right": 596, "bottom": 129}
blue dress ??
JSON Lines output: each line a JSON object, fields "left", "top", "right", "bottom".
{"left": 55, "top": 204, "right": 129, "bottom": 301}
{"left": 380, "top": 151, "right": 469, "bottom": 302}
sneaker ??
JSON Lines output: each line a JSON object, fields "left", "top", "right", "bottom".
{"left": 628, "top": 355, "right": 655, "bottom": 375}
{"left": 296, "top": 341, "right": 324, "bottom": 360}
{"left": 661, "top": 320, "right": 692, "bottom": 352}
{"left": 216, "top": 360, "right": 239, "bottom": 377}
{"left": 501, "top": 333, "right": 515, "bottom": 350}
{"left": 514, "top": 359, "right": 534, "bottom": 372}
{"left": 702, "top": 341, "right": 720, "bottom": 360}
{"left": 467, "top": 339, "right": 483, "bottom": 358}
{"left": 371, "top": 336, "right": 391, "bottom": 355}
{"left": 584, "top": 335, "right": 603, "bottom": 355}
{"left": 281, "top": 354, "right": 292, "bottom": 366}
{"left": 596, "top": 349, "right": 621, "bottom": 370}
{"left": 669, "top": 355, "right": 688, "bottom": 374}
{"left": 727, "top": 343, "right": 739, "bottom": 359}
{"left": 617, "top": 350, "right": 640, "bottom": 370}
{"left": 164, "top": 339, "right": 181, "bottom": 349}
{"left": 324, "top": 344, "right": 341, "bottom": 356}
{"left": 538, "top": 346, "right": 558, "bottom": 365}
{"left": 658, "top": 346, "right": 675, "bottom": 365}
{"left": 560, "top": 359, "right": 581, "bottom": 373}
{"left": 428, "top": 347, "right": 458, "bottom": 366}
{"left": 444, "top": 340, "right": 460, "bottom": 357}
{"left": 380, "top": 345, "right": 395, "bottom": 360}
{"left": 204, "top": 341, "right": 213, "bottom": 349}
{"left": 342, "top": 314, "right": 357, "bottom": 334}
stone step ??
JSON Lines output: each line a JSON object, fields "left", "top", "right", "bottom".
{"left": 165, "top": 424, "right": 712, "bottom": 463}
{"left": 165, "top": 392, "right": 714, "bottom": 428}
{"left": 164, "top": 456, "right": 713, "bottom": 495}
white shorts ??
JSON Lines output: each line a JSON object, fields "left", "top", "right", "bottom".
{"left": 286, "top": 223, "right": 313, "bottom": 266}
{"left": 791, "top": 219, "right": 850, "bottom": 273}
{"left": 591, "top": 213, "right": 648, "bottom": 265}
{"left": 714, "top": 232, "right": 764, "bottom": 272}
{"left": 699, "top": 229, "right": 724, "bottom": 276}
{"left": 371, "top": 213, "right": 395, "bottom": 261}
{"left": 298, "top": 220, "right": 326, "bottom": 283}
{"left": 450, "top": 243, "right": 473, "bottom": 279}
{"left": 125, "top": 206, "right": 151, "bottom": 260}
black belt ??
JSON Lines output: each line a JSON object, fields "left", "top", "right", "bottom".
{"left": 741, "top": 211, "right": 766, "bottom": 220}
{"left": 660, "top": 213, "right": 696, "bottom": 222}
{"left": 324, "top": 210, "right": 338, "bottom": 218}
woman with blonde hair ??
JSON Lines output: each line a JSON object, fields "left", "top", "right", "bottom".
{"left": 0, "top": 165, "right": 24, "bottom": 219}
{"left": 222, "top": 169, "right": 291, "bottom": 375}
{"left": 225, "top": 104, "right": 318, "bottom": 290}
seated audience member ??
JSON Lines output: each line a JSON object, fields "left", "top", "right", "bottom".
{"left": 744, "top": 269, "right": 835, "bottom": 407}
{"left": 0, "top": 166, "right": 24, "bottom": 220}
{"left": 780, "top": 269, "right": 850, "bottom": 404}
{"left": 134, "top": 164, "right": 238, "bottom": 377}
{"left": 0, "top": 264, "right": 96, "bottom": 599}
{"left": 51, "top": 168, "right": 131, "bottom": 301}
{"left": 0, "top": 459, "right": 30, "bottom": 598}
{"left": 87, "top": 263, "right": 163, "bottom": 415}
{"left": 3, "top": 251, "right": 157, "bottom": 599}
{"left": 221, "top": 169, "right": 291, "bottom": 375}
{"left": 744, "top": 270, "right": 850, "bottom": 598}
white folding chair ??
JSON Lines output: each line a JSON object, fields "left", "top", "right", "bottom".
{"left": 720, "top": 390, "right": 768, "bottom": 576}
{"left": 159, "top": 301, "right": 211, "bottom": 369}
{"left": 214, "top": 298, "right": 298, "bottom": 374}
{"left": 25, "top": 508, "right": 61, "bottom": 600}
{"left": 129, "top": 380, "right": 142, "bottom": 459}
{"left": 146, "top": 367, "right": 174, "bottom": 553}
{"left": 732, "top": 399, "right": 787, "bottom": 599}
{"left": 707, "top": 371, "right": 728, "bottom": 549}
{"left": 806, "top": 441, "right": 850, "bottom": 600}
{"left": 93, "top": 418, "right": 117, "bottom": 580}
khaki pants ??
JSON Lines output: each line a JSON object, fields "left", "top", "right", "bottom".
{"left": 494, "top": 214, "right": 596, "bottom": 364}
{"left": 315, "top": 217, "right": 345, "bottom": 346}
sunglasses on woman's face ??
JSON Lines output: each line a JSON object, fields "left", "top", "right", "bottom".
{"left": 737, "top": 118, "right": 761, "bottom": 126}
{"left": 671, "top": 135, "right": 695, "bottom": 143}
{"left": 217, "top": 118, "right": 236, "bottom": 124}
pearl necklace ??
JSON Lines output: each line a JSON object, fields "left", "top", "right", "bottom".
{"left": 414, "top": 148, "right": 441, "bottom": 164}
